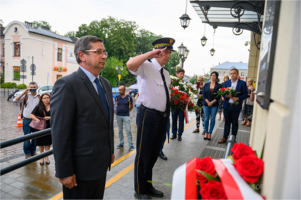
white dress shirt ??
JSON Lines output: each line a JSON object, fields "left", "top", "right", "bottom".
{"left": 13, "top": 93, "right": 40, "bottom": 119}
{"left": 129, "top": 58, "right": 171, "bottom": 112}
{"left": 79, "top": 66, "right": 114, "bottom": 110}
{"left": 229, "top": 79, "right": 238, "bottom": 103}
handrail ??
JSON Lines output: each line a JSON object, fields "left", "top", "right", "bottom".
{"left": 224, "top": 135, "right": 235, "bottom": 158}
{"left": 1, "top": 150, "right": 53, "bottom": 175}
{"left": 0, "top": 128, "right": 51, "bottom": 149}
{"left": 0, "top": 128, "right": 53, "bottom": 176}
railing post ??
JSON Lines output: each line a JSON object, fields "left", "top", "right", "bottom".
{"left": 224, "top": 135, "right": 235, "bottom": 158}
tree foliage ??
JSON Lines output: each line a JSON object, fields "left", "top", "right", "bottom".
{"left": 100, "top": 57, "right": 124, "bottom": 87}
{"left": 32, "top": 20, "right": 52, "bottom": 29}
{"left": 64, "top": 31, "right": 76, "bottom": 37}
{"left": 202, "top": 69, "right": 210, "bottom": 83}
{"left": 165, "top": 51, "right": 180, "bottom": 76}
{"left": 135, "top": 29, "right": 162, "bottom": 55}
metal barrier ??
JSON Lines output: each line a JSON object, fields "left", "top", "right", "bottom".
{"left": 0, "top": 128, "right": 52, "bottom": 176}
{"left": 224, "top": 135, "right": 235, "bottom": 158}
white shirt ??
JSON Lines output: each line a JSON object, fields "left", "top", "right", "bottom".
{"left": 13, "top": 93, "right": 40, "bottom": 119}
{"left": 80, "top": 66, "right": 115, "bottom": 111}
{"left": 129, "top": 58, "right": 171, "bottom": 112}
{"left": 229, "top": 79, "right": 238, "bottom": 103}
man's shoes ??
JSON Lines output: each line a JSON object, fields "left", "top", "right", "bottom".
{"left": 25, "top": 154, "right": 31, "bottom": 159}
{"left": 177, "top": 136, "right": 182, "bottom": 141}
{"left": 218, "top": 138, "right": 227, "bottom": 143}
{"left": 31, "top": 153, "right": 37, "bottom": 156}
{"left": 117, "top": 144, "right": 124, "bottom": 149}
{"left": 130, "top": 146, "right": 135, "bottom": 151}
{"left": 234, "top": 139, "right": 237, "bottom": 143}
{"left": 159, "top": 152, "right": 167, "bottom": 160}
{"left": 147, "top": 187, "right": 164, "bottom": 197}
{"left": 170, "top": 135, "right": 177, "bottom": 140}
{"left": 134, "top": 192, "right": 152, "bottom": 199}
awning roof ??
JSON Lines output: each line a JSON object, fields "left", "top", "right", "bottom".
{"left": 190, "top": 0, "right": 265, "bottom": 35}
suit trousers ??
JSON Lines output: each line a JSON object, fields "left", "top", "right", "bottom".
{"left": 134, "top": 106, "right": 167, "bottom": 194}
{"left": 63, "top": 175, "right": 106, "bottom": 199}
{"left": 172, "top": 109, "right": 184, "bottom": 136}
{"left": 223, "top": 105, "right": 241, "bottom": 139}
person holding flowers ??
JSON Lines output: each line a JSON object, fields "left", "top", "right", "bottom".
{"left": 202, "top": 72, "right": 221, "bottom": 140}
{"left": 218, "top": 68, "right": 248, "bottom": 144}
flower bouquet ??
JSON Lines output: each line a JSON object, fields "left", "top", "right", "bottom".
{"left": 214, "top": 87, "right": 240, "bottom": 105}
{"left": 171, "top": 143, "right": 265, "bottom": 199}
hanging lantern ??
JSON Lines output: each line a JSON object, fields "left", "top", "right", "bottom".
{"left": 178, "top": 43, "right": 186, "bottom": 57}
{"left": 179, "top": 0, "right": 191, "bottom": 29}
{"left": 210, "top": 48, "right": 215, "bottom": 56}
{"left": 201, "top": 36, "right": 208, "bottom": 47}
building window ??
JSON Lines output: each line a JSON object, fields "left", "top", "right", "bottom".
{"left": 57, "top": 75, "right": 62, "bottom": 79}
{"left": 14, "top": 42, "right": 20, "bottom": 57}
{"left": 13, "top": 66, "right": 20, "bottom": 80}
{"left": 57, "top": 48, "right": 62, "bottom": 61}
{"left": 1, "top": 43, "right": 4, "bottom": 57}
{"left": 241, "top": 72, "right": 245, "bottom": 77}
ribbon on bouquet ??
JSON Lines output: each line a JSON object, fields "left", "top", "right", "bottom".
{"left": 171, "top": 158, "right": 197, "bottom": 200}
{"left": 184, "top": 104, "right": 189, "bottom": 124}
{"left": 212, "top": 159, "right": 264, "bottom": 200}
{"left": 171, "top": 158, "right": 264, "bottom": 200}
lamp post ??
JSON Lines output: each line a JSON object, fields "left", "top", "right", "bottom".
{"left": 115, "top": 65, "right": 123, "bottom": 87}
{"left": 178, "top": 43, "right": 189, "bottom": 68}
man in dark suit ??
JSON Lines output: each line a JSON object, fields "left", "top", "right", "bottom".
{"left": 51, "top": 35, "right": 115, "bottom": 199}
{"left": 218, "top": 68, "right": 248, "bottom": 143}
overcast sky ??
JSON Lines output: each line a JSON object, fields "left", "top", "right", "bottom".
{"left": 1, "top": 0, "right": 251, "bottom": 76}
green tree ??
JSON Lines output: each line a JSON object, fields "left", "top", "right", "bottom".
{"left": 190, "top": 75, "right": 198, "bottom": 84}
{"left": 32, "top": 20, "right": 52, "bottom": 29}
{"left": 0, "top": 19, "right": 4, "bottom": 28}
{"left": 165, "top": 51, "right": 180, "bottom": 76}
{"left": 134, "top": 29, "right": 162, "bottom": 55}
{"left": 64, "top": 31, "right": 76, "bottom": 37}
{"left": 202, "top": 69, "right": 210, "bottom": 82}
{"left": 100, "top": 57, "right": 124, "bottom": 87}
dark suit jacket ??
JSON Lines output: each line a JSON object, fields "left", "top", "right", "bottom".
{"left": 203, "top": 82, "right": 221, "bottom": 107}
{"left": 223, "top": 79, "right": 248, "bottom": 111}
{"left": 50, "top": 68, "right": 114, "bottom": 181}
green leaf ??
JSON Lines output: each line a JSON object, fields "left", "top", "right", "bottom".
{"left": 196, "top": 170, "right": 219, "bottom": 181}
{"left": 260, "top": 136, "right": 266, "bottom": 159}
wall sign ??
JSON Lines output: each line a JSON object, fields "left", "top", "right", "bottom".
{"left": 256, "top": 0, "right": 281, "bottom": 109}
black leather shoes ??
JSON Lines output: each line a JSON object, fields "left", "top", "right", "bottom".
{"left": 170, "top": 135, "right": 177, "bottom": 139}
{"left": 148, "top": 188, "right": 164, "bottom": 197}
{"left": 134, "top": 192, "right": 152, "bottom": 199}
{"left": 177, "top": 136, "right": 182, "bottom": 141}
{"left": 159, "top": 152, "right": 167, "bottom": 160}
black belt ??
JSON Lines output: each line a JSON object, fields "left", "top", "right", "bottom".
{"left": 23, "top": 118, "right": 32, "bottom": 120}
{"left": 228, "top": 103, "right": 236, "bottom": 106}
{"left": 140, "top": 105, "right": 167, "bottom": 117}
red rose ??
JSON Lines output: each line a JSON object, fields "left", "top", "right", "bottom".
{"left": 221, "top": 88, "right": 225, "bottom": 92}
{"left": 190, "top": 103, "right": 194, "bottom": 107}
{"left": 174, "top": 100, "right": 178, "bottom": 104}
{"left": 195, "top": 108, "right": 198, "bottom": 112}
{"left": 186, "top": 94, "right": 189, "bottom": 97}
{"left": 200, "top": 181, "right": 227, "bottom": 200}
{"left": 233, "top": 155, "right": 264, "bottom": 183}
{"left": 196, "top": 157, "right": 216, "bottom": 183}
{"left": 231, "top": 143, "right": 256, "bottom": 160}
{"left": 174, "top": 89, "right": 178, "bottom": 94}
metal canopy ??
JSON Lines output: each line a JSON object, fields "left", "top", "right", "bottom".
{"left": 190, "top": 0, "right": 265, "bottom": 35}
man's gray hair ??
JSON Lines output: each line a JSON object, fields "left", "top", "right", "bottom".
{"left": 74, "top": 35, "right": 103, "bottom": 64}
{"left": 29, "top": 82, "right": 38, "bottom": 86}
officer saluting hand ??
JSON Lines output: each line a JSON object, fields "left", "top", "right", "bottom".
{"left": 127, "top": 37, "right": 175, "bottom": 199}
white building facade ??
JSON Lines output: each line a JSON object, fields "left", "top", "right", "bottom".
{"left": 210, "top": 62, "right": 248, "bottom": 82}
{"left": 3, "top": 21, "right": 79, "bottom": 86}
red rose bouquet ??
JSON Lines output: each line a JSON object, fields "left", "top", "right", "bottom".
{"left": 171, "top": 143, "right": 265, "bottom": 200}
{"left": 214, "top": 87, "right": 240, "bottom": 105}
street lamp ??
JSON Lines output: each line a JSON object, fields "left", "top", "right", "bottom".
{"left": 178, "top": 43, "right": 189, "bottom": 68}
{"left": 210, "top": 48, "right": 215, "bottom": 56}
{"left": 115, "top": 65, "right": 123, "bottom": 87}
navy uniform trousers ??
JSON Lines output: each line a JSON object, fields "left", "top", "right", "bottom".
{"left": 134, "top": 105, "right": 168, "bottom": 194}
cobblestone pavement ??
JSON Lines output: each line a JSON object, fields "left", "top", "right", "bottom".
{"left": 0, "top": 96, "right": 137, "bottom": 162}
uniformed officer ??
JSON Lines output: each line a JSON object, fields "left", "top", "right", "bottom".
{"left": 127, "top": 37, "right": 175, "bottom": 199}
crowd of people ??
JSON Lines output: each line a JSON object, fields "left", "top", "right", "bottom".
{"left": 12, "top": 35, "right": 256, "bottom": 200}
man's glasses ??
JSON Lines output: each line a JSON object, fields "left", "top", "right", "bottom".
{"left": 85, "top": 49, "right": 108, "bottom": 57}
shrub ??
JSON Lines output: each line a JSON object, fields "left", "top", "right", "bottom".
{"left": 17, "top": 84, "right": 27, "bottom": 89}
{"left": 0, "top": 82, "right": 18, "bottom": 88}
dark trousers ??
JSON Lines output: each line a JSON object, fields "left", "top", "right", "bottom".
{"left": 135, "top": 106, "right": 167, "bottom": 194}
{"left": 172, "top": 109, "right": 184, "bottom": 136}
{"left": 63, "top": 175, "right": 106, "bottom": 199}
{"left": 223, "top": 105, "right": 241, "bottom": 139}
{"left": 160, "top": 116, "right": 170, "bottom": 153}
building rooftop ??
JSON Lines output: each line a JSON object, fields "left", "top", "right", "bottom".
{"left": 3, "top": 21, "right": 77, "bottom": 43}
{"left": 212, "top": 62, "right": 248, "bottom": 70}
